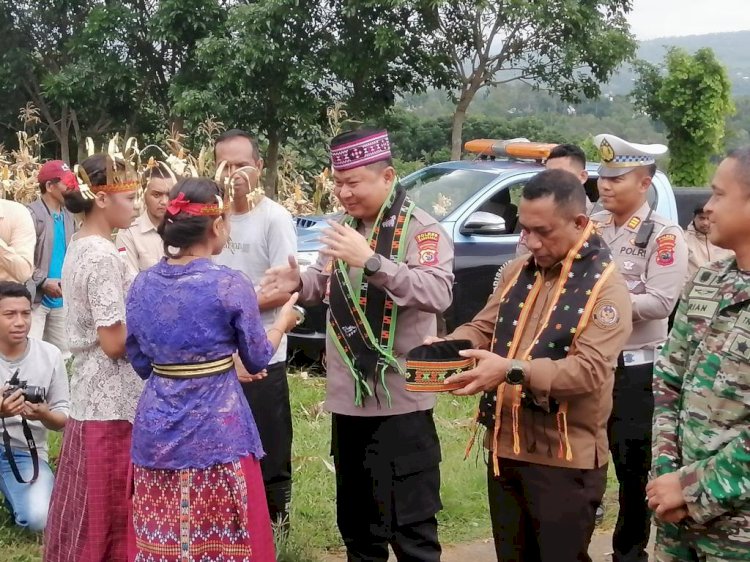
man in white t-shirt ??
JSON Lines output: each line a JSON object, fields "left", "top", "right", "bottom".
{"left": 0, "top": 281, "right": 69, "bottom": 532}
{"left": 213, "top": 129, "right": 297, "bottom": 531}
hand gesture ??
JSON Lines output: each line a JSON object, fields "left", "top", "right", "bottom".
{"left": 1, "top": 387, "right": 25, "bottom": 417}
{"left": 22, "top": 401, "right": 50, "bottom": 422}
{"left": 42, "top": 279, "right": 62, "bottom": 298}
{"left": 278, "top": 293, "right": 301, "bottom": 333}
{"left": 319, "top": 220, "right": 374, "bottom": 269}
{"left": 422, "top": 336, "right": 445, "bottom": 346}
{"left": 233, "top": 354, "right": 268, "bottom": 384}
{"left": 444, "top": 349, "right": 510, "bottom": 396}
{"left": 260, "top": 255, "right": 301, "bottom": 296}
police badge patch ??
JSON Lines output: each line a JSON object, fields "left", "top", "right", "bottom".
{"left": 592, "top": 301, "right": 620, "bottom": 329}
{"left": 416, "top": 231, "right": 440, "bottom": 266}
{"left": 655, "top": 234, "right": 677, "bottom": 266}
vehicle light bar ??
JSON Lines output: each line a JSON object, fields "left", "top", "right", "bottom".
{"left": 464, "top": 138, "right": 558, "bottom": 160}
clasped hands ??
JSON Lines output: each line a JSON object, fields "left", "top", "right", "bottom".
{"left": 646, "top": 472, "right": 690, "bottom": 523}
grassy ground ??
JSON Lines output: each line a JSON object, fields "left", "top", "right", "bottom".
{"left": 0, "top": 374, "right": 619, "bottom": 562}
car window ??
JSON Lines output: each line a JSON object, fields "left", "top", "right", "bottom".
{"left": 469, "top": 180, "right": 527, "bottom": 235}
{"left": 400, "top": 167, "right": 499, "bottom": 220}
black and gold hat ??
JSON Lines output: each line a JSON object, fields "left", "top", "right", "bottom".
{"left": 405, "top": 339, "right": 475, "bottom": 393}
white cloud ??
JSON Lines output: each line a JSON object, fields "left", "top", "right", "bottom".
{"left": 628, "top": 0, "right": 750, "bottom": 39}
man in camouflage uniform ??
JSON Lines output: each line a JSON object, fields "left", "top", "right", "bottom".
{"left": 648, "top": 148, "right": 750, "bottom": 561}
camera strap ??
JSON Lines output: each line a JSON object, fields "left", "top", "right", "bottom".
{"left": 1, "top": 416, "right": 39, "bottom": 484}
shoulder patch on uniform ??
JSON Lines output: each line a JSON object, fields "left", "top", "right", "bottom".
{"left": 655, "top": 234, "right": 677, "bottom": 266}
{"left": 627, "top": 216, "right": 641, "bottom": 230}
{"left": 416, "top": 231, "right": 440, "bottom": 266}
{"left": 592, "top": 300, "right": 620, "bottom": 329}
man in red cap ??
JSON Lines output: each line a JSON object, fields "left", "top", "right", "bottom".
{"left": 26, "top": 161, "right": 77, "bottom": 355}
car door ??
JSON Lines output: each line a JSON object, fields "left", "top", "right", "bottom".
{"left": 446, "top": 172, "right": 536, "bottom": 330}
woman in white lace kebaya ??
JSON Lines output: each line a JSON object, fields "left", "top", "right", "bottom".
{"left": 44, "top": 154, "right": 144, "bottom": 562}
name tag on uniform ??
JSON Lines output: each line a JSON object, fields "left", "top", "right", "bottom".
{"left": 687, "top": 299, "right": 719, "bottom": 319}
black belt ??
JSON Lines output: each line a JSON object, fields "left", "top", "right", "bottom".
{"left": 151, "top": 356, "right": 234, "bottom": 379}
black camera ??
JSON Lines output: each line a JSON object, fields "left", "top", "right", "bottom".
{"left": 2, "top": 370, "right": 46, "bottom": 404}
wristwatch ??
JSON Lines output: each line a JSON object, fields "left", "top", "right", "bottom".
{"left": 506, "top": 360, "right": 526, "bottom": 385}
{"left": 364, "top": 254, "right": 382, "bottom": 276}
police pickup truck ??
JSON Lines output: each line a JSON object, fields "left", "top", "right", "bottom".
{"left": 290, "top": 140, "right": 678, "bottom": 359}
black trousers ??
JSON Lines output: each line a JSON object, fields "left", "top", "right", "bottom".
{"left": 487, "top": 458, "right": 607, "bottom": 562}
{"left": 607, "top": 361, "right": 655, "bottom": 562}
{"left": 241, "top": 361, "right": 293, "bottom": 527}
{"left": 332, "top": 410, "right": 442, "bottom": 562}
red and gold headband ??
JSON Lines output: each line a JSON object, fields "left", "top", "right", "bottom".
{"left": 166, "top": 192, "right": 223, "bottom": 217}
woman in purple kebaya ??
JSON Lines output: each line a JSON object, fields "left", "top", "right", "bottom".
{"left": 124, "top": 177, "right": 298, "bottom": 562}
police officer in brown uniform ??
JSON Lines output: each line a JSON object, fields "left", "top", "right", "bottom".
{"left": 261, "top": 129, "right": 454, "bottom": 561}
{"left": 590, "top": 134, "right": 688, "bottom": 562}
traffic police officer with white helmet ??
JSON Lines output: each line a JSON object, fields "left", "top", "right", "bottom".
{"left": 590, "top": 134, "right": 688, "bottom": 562}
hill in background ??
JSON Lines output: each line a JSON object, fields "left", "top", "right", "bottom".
{"left": 607, "top": 30, "right": 750, "bottom": 95}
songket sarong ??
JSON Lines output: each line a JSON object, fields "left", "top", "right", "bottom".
{"left": 131, "top": 455, "right": 275, "bottom": 562}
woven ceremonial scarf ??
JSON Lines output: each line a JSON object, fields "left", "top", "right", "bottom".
{"left": 475, "top": 222, "right": 617, "bottom": 470}
{"left": 328, "top": 181, "right": 415, "bottom": 407}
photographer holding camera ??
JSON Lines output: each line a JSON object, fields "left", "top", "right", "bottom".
{"left": 0, "top": 281, "right": 68, "bottom": 531}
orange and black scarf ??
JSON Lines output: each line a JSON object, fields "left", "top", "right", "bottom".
{"left": 474, "top": 221, "right": 617, "bottom": 475}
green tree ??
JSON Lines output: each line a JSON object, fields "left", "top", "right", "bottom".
{"left": 632, "top": 47, "right": 734, "bottom": 186}
{"left": 432, "top": 0, "right": 636, "bottom": 159}
{"left": 172, "top": 0, "right": 331, "bottom": 196}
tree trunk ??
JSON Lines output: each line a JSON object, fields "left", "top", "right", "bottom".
{"left": 450, "top": 87, "right": 477, "bottom": 160}
{"left": 264, "top": 129, "right": 280, "bottom": 199}
{"left": 59, "top": 105, "right": 71, "bottom": 164}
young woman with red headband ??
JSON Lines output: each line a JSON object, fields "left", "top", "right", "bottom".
{"left": 124, "top": 177, "right": 298, "bottom": 561}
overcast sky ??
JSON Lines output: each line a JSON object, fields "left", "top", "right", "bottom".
{"left": 628, "top": 0, "right": 750, "bottom": 39}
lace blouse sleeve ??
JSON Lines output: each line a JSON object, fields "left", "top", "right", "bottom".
{"left": 220, "top": 271, "right": 274, "bottom": 374}
{"left": 86, "top": 249, "right": 127, "bottom": 329}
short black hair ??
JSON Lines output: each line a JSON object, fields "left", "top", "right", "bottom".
{"left": 547, "top": 144, "right": 586, "bottom": 170}
{"left": 694, "top": 200, "right": 709, "bottom": 215}
{"left": 0, "top": 281, "right": 32, "bottom": 304}
{"left": 522, "top": 169, "right": 587, "bottom": 215}
{"left": 143, "top": 162, "right": 177, "bottom": 188}
{"left": 727, "top": 147, "right": 750, "bottom": 190}
{"left": 214, "top": 129, "right": 262, "bottom": 162}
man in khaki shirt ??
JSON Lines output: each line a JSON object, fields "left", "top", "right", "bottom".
{"left": 115, "top": 165, "right": 173, "bottom": 277}
{"left": 261, "top": 129, "right": 454, "bottom": 562}
{"left": 591, "top": 134, "right": 688, "bottom": 562}
{"left": 431, "top": 169, "right": 632, "bottom": 561}
{"left": 0, "top": 199, "right": 36, "bottom": 284}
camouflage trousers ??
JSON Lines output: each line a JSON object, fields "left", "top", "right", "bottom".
{"left": 655, "top": 523, "right": 749, "bottom": 562}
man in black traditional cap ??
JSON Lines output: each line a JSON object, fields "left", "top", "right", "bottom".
{"left": 261, "top": 129, "right": 454, "bottom": 561}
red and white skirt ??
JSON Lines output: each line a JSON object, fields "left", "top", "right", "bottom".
{"left": 131, "top": 455, "right": 275, "bottom": 562}
{"left": 44, "top": 418, "right": 134, "bottom": 562}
